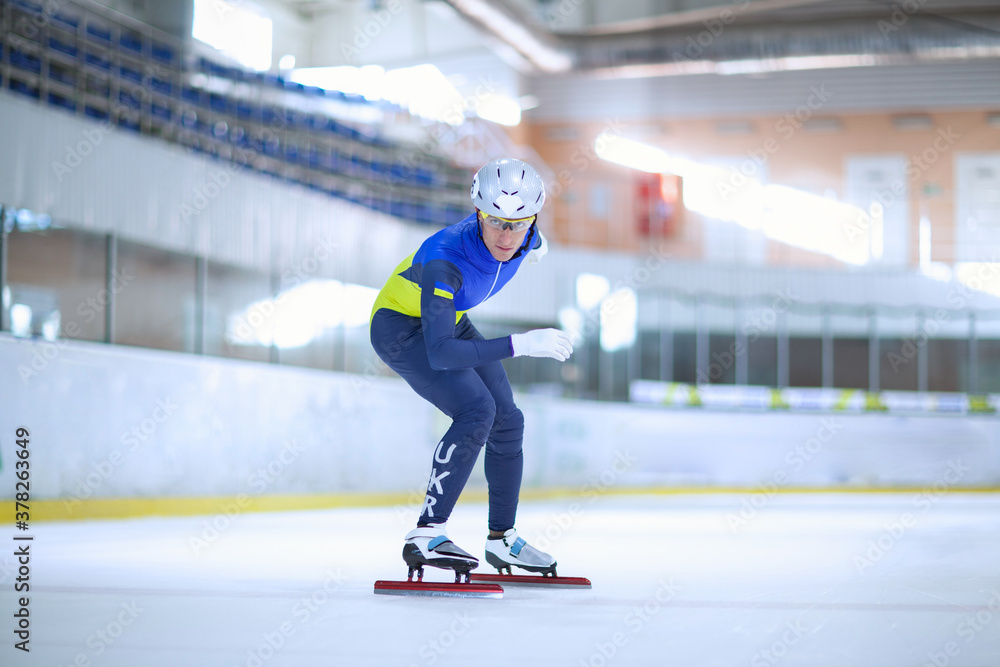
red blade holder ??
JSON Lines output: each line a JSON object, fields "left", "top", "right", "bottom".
{"left": 374, "top": 579, "right": 504, "bottom": 598}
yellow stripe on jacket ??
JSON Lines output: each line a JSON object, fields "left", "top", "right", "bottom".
{"left": 370, "top": 252, "right": 466, "bottom": 323}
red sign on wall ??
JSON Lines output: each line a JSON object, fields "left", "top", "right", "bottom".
{"left": 636, "top": 173, "right": 682, "bottom": 237}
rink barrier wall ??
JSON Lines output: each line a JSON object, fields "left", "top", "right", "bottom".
{"left": 2, "top": 334, "right": 1000, "bottom": 521}
{"left": 13, "top": 486, "right": 1000, "bottom": 523}
{"left": 630, "top": 380, "right": 1000, "bottom": 415}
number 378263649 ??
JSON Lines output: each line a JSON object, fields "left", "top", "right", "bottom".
{"left": 15, "top": 427, "right": 30, "bottom": 523}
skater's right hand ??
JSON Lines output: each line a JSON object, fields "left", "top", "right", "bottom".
{"left": 510, "top": 329, "right": 574, "bottom": 361}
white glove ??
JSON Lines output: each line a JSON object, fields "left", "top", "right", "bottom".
{"left": 527, "top": 229, "right": 548, "bottom": 265}
{"left": 510, "top": 328, "right": 573, "bottom": 361}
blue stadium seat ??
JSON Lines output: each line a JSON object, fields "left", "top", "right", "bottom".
{"left": 180, "top": 86, "right": 203, "bottom": 106}
{"left": 262, "top": 106, "right": 282, "bottom": 125}
{"left": 414, "top": 167, "right": 435, "bottom": 186}
{"left": 87, "top": 79, "right": 110, "bottom": 96}
{"left": 10, "top": 49, "right": 41, "bottom": 74}
{"left": 119, "top": 65, "right": 142, "bottom": 84}
{"left": 207, "top": 60, "right": 228, "bottom": 77}
{"left": 84, "top": 51, "right": 111, "bottom": 71}
{"left": 118, "top": 116, "right": 140, "bottom": 132}
{"left": 52, "top": 12, "right": 80, "bottom": 32}
{"left": 179, "top": 110, "right": 199, "bottom": 130}
{"left": 120, "top": 31, "right": 142, "bottom": 53}
{"left": 48, "top": 64, "right": 76, "bottom": 87}
{"left": 150, "top": 77, "right": 172, "bottom": 96}
{"left": 49, "top": 37, "right": 77, "bottom": 58}
{"left": 9, "top": 79, "right": 40, "bottom": 99}
{"left": 118, "top": 90, "right": 140, "bottom": 109}
{"left": 85, "top": 21, "right": 112, "bottom": 45}
{"left": 414, "top": 205, "right": 434, "bottom": 224}
{"left": 85, "top": 105, "right": 109, "bottom": 121}
{"left": 151, "top": 42, "right": 173, "bottom": 64}
{"left": 235, "top": 101, "right": 255, "bottom": 120}
{"left": 151, "top": 103, "right": 171, "bottom": 122}
{"left": 261, "top": 136, "right": 279, "bottom": 157}
{"left": 208, "top": 93, "right": 230, "bottom": 114}
{"left": 47, "top": 91, "right": 76, "bottom": 112}
{"left": 10, "top": 0, "right": 42, "bottom": 16}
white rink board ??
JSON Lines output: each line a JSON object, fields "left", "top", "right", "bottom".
{"left": 1, "top": 334, "right": 1000, "bottom": 503}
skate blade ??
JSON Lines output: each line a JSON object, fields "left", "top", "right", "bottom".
{"left": 374, "top": 580, "right": 503, "bottom": 599}
{"left": 468, "top": 573, "right": 592, "bottom": 589}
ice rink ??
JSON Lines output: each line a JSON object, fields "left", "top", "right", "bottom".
{"left": 3, "top": 492, "right": 1000, "bottom": 667}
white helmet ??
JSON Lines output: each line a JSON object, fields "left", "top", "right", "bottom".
{"left": 470, "top": 158, "right": 546, "bottom": 218}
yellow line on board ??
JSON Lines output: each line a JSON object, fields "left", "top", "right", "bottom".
{"left": 9, "top": 486, "right": 1000, "bottom": 523}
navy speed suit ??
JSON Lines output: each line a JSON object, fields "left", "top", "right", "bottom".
{"left": 369, "top": 213, "right": 542, "bottom": 532}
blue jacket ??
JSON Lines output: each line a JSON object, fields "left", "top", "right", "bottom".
{"left": 370, "top": 213, "right": 541, "bottom": 369}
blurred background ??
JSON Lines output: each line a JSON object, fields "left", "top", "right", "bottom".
{"left": 2, "top": 0, "right": 1000, "bottom": 508}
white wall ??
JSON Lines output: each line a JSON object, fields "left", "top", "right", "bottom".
{"left": 2, "top": 335, "right": 998, "bottom": 506}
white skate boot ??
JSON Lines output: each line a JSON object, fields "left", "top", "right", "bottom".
{"left": 484, "top": 529, "right": 557, "bottom": 575}
{"left": 402, "top": 525, "right": 479, "bottom": 580}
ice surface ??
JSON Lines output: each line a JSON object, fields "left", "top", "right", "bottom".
{"left": 2, "top": 493, "right": 999, "bottom": 666}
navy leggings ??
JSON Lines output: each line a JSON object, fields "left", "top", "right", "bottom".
{"left": 370, "top": 309, "right": 523, "bottom": 532}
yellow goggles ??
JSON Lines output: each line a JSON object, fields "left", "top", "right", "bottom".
{"left": 479, "top": 212, "right": 536, "bottom": 232}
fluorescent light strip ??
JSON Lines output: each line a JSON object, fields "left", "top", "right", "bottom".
{"left": 595, "top": 135, "right": 870, "bottom": 265}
